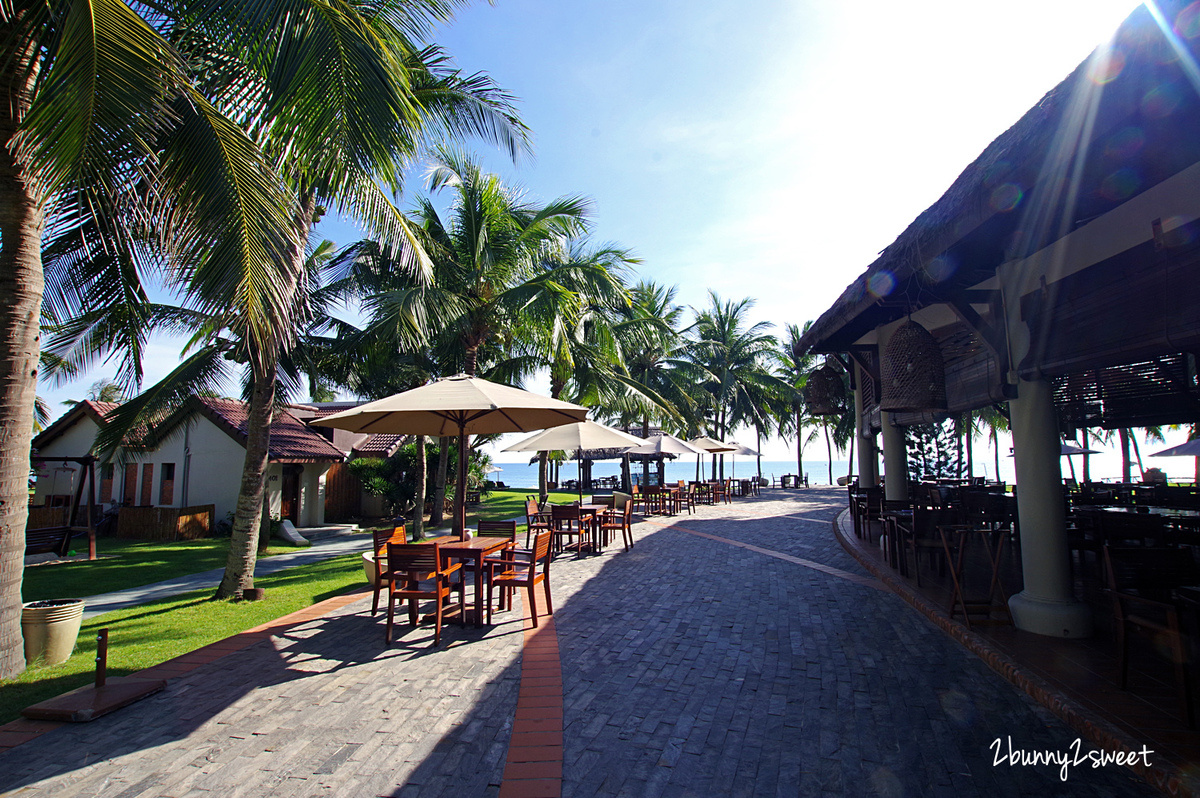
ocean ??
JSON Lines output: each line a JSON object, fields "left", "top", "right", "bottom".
{"left": 488, "top": 455, "right": 1023, "bottom": 489}
{"left": 489, "top": 459, "right": 849, "bottom": 489}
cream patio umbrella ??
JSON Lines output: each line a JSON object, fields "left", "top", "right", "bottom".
{"left": 311, "top": 375, "right": 588, "bottom": 540}
{"left": 503, "top": 421, "right": 646, "bottom": 500}
{"left": 689, "top": 435, "right": 738, "bottom": 481}
{"left": 726, "top": 442, "right": 760, "bottom": 479}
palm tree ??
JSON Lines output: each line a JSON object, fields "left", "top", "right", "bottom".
{"left": 0, "top": 0, "right": 303, "bottom": 678}
{"left": 776, "top": 322, "right": 820, "bottom": 481}
{"left": 41, "top": 3, "right": 528, "bottom": 599}
{"left": 364, "top": 149, "right": 590, "bottom": 523}
{"left": 606, "top": 281, "right": 695, "bottom": 486}
{"left": 62, "top": 378, "right": 126, "bottom": 406}
{"left": 520, "top": 239, "right": 635, "bottom": 500}
{"left": 687, "top": 292, "right": 783, "bottom": 479}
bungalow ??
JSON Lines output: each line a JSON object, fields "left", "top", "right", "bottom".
{"left": 32, "top": 397, "right": 349, "bottom": 528}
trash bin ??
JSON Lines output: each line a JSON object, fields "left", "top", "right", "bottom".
{"left": 22, "top": 598, "right": 85, "bottom": 666}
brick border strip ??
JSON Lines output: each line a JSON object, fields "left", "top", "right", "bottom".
{"left": 831, "top": 510, "right": 1194, "bottom": 798}
{"left": 0, "top": 585, "right": 370, "bottom": 755}
{"left": 499, "top": 588, "right": 563, "bottom": 798}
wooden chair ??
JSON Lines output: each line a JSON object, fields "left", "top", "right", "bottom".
{"left": 525, "top": 498, "right": 553, "bottom": 548}
{"left": 370, "top": 525, "right": 408, "bottom": 616}
{"left": 897, "top": 506, "right": 948, "bottom": 587}
{"left": 551, "top": 504, "right": 588, "bottom": 554}
{"left": 601, "top": 492, "right": 634, "bottom": 552}
{"left": 677, "top": 481, "right": 696, "bottom": 515}
{"left": 1103, "top": 544, "right": 1200, "bottom": 726}
{"left": 384, "top": 541, "right": 463, "bottom": 647}
{"left": 711, "top": 480, "right": 729, "bottom": 505}
{"left": 488, "top": 530, "right": 554, "bottom": 627}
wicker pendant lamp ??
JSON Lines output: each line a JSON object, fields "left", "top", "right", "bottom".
{"left": 803, "top": 364, "right": 845, "bottom": 416}
{"left": 880, "top": 318, "right": 947, "bottom": 411}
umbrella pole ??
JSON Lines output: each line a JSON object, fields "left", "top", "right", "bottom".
{"left": 456, "top": 428, "right": 469, "bottom": 541}
{"left": 578, "top": 453, "right": 584, "bottom": 503}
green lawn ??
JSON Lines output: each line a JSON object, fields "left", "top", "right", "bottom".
{"left": 421, "top": 488, "right": 584, "bottom": 533}
{"left": 1, "top": 554, "right": 365, "bottom": 725}
{"left": 20, "top": 538, "right": 309, "bottom": 603}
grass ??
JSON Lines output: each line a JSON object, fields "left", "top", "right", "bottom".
{"left": 20, "top": 538, "right": 307, "bottom": 603}
{"left": 0, "top": 553, "right": 364, "bottom": 725}
{"left": 423, "top": 488, "right": 584, "bottom": 533}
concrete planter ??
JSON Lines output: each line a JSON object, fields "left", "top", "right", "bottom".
{"left": 362, "top": 551, "right": 381, "bottom": 587}
{"left": 22, "top": 598, "right": 85, "bottom": 666}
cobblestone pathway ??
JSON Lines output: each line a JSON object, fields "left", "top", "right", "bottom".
{"left": 0, "top": 488, "right": 1158, "bottom": 797}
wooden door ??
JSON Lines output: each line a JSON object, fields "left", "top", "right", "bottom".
{"left": 280, "top": 467, "right": 301, "bottom": 523}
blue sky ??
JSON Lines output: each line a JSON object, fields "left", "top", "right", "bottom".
{"left": 45, "top": 0, "right": 1179, "bottom": 477}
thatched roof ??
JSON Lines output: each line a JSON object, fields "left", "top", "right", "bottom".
{"left": 798, "top": 2, "right": 1182, "bottom": 354}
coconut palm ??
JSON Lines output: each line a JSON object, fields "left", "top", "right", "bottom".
{"left": 0, "top": 0, "right": 305, "bottom": 677}
{"left": 687, "top": 292, "right": 784, "bottom": 479}
{"left": 41, "top": 3, "right": 529, "bottom": 600}
{"left": 776, "top": 322, "right": 822, "bottom": 481}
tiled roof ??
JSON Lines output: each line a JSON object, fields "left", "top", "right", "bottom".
{"left": 195, "top": 398, "right": 345, "bottom": 463}
{"left": 351, "top": 434, "right": 406, "bottom": 458}
{"left": 33, "top": 400, "right": 122, "bottom": 451}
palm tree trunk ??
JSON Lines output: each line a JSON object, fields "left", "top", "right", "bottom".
{"left": 216, "top": 363, "right": 275, "bottom": 598}
{"left": 824, "top": 421, "right": 833, "bottom": 484}
{"left": 538, "top": 451, "right": 549, "bottom": 504}
{"left": 992, "top": 430, "right": 1001, "bottom": 482}
{"left": 431, "top": 437, "right": 449, "bottom": 526}
{"left": 641, "top": 418, "right": 650, "bottom": 487}
{"left": 0, "top": 49, "right": 45, "bottom": 677}
{"left": 796, "top": 411, "right": 803, "bottom": 480}
{"left": 1119, "top": 428, "right": 1132, "bottom": 482}
{"left": 1080, "top": 429, "right": 1091, "bottom": 483}
{"left": 756, "top": 427, "right": 763, "bottom": 484}
{"left": 412, "top": 435, "right": 426, "bottom": 540}
{"left": 965, "top": 417, "right": 975, "bottom": 480}
{"left": 847, "top": 429, "right": 855, "bottom": 482}
{"left": 1131, "top": 432, "right": 1144, "bottom": 478}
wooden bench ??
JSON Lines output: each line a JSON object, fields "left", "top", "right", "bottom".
{"left": 25, "top": 527, "right": 75, "bottom": 558}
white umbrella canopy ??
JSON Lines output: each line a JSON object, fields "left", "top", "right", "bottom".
{"left": 727, "top": 442, "right": 760, "bottom": 457}
{"left": 689, "top": 436, "right": 737, "bottom": 453}
{"left": 504, "top": 421, "right": 645, "bottom": 500}
{"left": 627, "top": 433, "right": 707, "bottom": 456}
{"left": 312, "top": 375, "right": 588, "bottom": 539}
{"left": 1150, "top": 439, "right": 1200, "bottom": 457}
{"left": 502, "top": 420, "right": 645, "bottom": 454}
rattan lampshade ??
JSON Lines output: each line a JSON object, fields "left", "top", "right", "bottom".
{"left": 880, "top": 319, "right": 946, "bottom": 412}
{"left": 803, "top": 364, "right": 845, "bottom": 416}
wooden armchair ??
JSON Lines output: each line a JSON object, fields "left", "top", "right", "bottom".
{"left": 551, "top": 503, "right": 588, "bottom": 554}
{"left": 370, "top": 525, "right": 408, "bottom": 616}
{"left": 1103, "top": 544, "right": 1200, "bottom": 726}
{"left": 384, "top": 541, "right": 464, "bottom": 647}
{"left": 601, "top": 492, "right": 634, "bottom": 552}
{"left": 525, "top": 498, "right": 553, "bottom": 548}
{"left": 488, "top": 531, "right": 554, "bottom": 627}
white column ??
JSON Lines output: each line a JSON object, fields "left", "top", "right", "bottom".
{"left": 854, "top": 366, "right": 878, "bottom": 486}
{"left": 881, "top": 412, "right": 908, "bottom": 501}
{"left": 1007, "top": 377, "right": 1092, "bottom": 637}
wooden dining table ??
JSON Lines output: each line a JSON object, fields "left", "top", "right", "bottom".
{"left": 438, "top": 536, "right": 512, "bottom": 627}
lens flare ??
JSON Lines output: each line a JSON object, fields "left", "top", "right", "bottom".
{"left": 867, "top": 271, "right": 896, "bottom": 298}
{"left": 924, "top": 255, "right": 957, "bottom": 283}
{"left": 1142, "top": 82, "right": 1182, "bottom": 116}
{"left": 1105, "top": 125, "right": 1146, "bottom": 159}
{"left": 989, "top": 183, "right": 1023, "bottom": 212}
{"left": 1100, "top": 167, "right": 1141, "bottom": 200}
{"left": 1088, "top": 47, "right": 1126, "bottom": 84}
{"left": 1176, "top": 1, "right": 1200, "bottom": 37}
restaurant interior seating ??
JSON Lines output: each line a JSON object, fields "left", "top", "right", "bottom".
{"left": 1103, "top": 544, "right": 1200, "bottom": 727}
